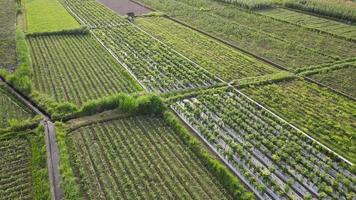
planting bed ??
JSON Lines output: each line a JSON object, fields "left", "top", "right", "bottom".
{"left": 27, "top": 34, "right": 141, "bottom": 105}
{"left": 172, "top": 88, "right": 355, "bottom": 199}
{"left": 136, "top": 0, "right": 356, "bottom": 69}
{"left": 258, "top": 8, "right": 356, "bottom": 40}
{"left": 65, "top": 116, "right": 232, "bottom": 199}
{"left": 0, "top": 130, "right": 50, "bottom": 199}
{"left": 135, "top": 16, "right": 280, "bottom": 82}
{"left": 241, "top": 79, "right": 356, "bottom": 163}
{"left": 0, "top": 84, "right": 35, "bottom": 129}
{"left": 97, "top": 0, "right": 151, "bottom": 16}
{"left": 0, "top": 0, "right": 17, "bottom": 70}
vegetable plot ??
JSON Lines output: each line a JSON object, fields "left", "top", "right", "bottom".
{"left": 67, "top": 116, "right": 232, "bottom": 199}
{"left": 172, "top": 88, "right": 355, "bottom": 199}
{"left": 135, "top": 16, "right": 280, "bottom": 82}
{"left": 28, "top": 34, "right": 141, "bottom": 105}
{"left": 258, "top": 8, "right": 356, "bottom": 40}
{"left": 242, "top": 79, "right": 356, "bottom": 163}
{"left": 93, "top": 27, "right": 219, "bottom": 93}
{"left": 0, "top": 84, "right": 35, "bottom": 129}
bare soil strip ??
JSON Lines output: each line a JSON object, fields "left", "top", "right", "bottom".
{"left": 97, "top": 0, "right": 151, "bottom": 16}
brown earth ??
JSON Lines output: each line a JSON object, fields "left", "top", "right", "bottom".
{"left": 97, "top": 0, "right": 151, "bottom": 16}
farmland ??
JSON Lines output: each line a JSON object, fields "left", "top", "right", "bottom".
{"left": 172, "top": 88, "right": 355, "bottom": 199}
{"left": 0, "top": 0, "right": 17, "bottom": 70}
{"left": 25, "top": 0, "right": 80, "bottom": 33}
{"left": 0, "top": 129, "right": 50, "bottom": 199}
{"left": 241, "top": 79, "right": 356, "bottom": 162}
{"left": 0, "top": 84, "right": 35, "bottom": 129}
{"left": 63, "top": 116, "right": 233, "bottom": 199}
{"left": 0, "top": 0, "right": 355, "bottom": 199}
{"left": 28, "top": 34, "right": 141, "bottom": 105}
{"left": 135, "top": 16, "right": 280, "bottom": 82}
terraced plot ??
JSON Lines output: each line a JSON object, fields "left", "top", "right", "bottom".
{"left": 66, "top": 116, "right": 232, "bottom": 199}
{"left": 259, "top": 8, "right": 356, "bottom": 40}
{"left": 28, "top": 34, "right": 141, "bottom": 105}
{"left": 0, "top": 84, "right": 35, "bottom": 129}
{"left": 0, "top": 0, "right": 17, "bottom": 70}
{"left": 136, "top": 0, "right": 356, "bottom": 69}
{"left": 172, "top": 88, "right": 355, "bottom": 199}
{"left": 135, "top": 16, "right": 280, "bottom": 82}
{"left": 241, "top": 79, "right": 356, "bottom": 163}
{"left": 0, "top": 131, "right": 49, "bottom": 199}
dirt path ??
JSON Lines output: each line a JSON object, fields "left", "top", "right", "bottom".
{"left": 97, "top": 0, "right": 151, "bottom": 16}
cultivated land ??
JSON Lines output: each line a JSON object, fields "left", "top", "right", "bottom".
{"left": 64, "top": 116, "right": 232, "bottom": 199}
{"left": 0, "top": 130, "right": 50, "bottom": 199}
{"left": 25, "top": 0, "right": 80, "bottom": 33}
{"left": 0, "top": 0, "right": 17, "bottom": 70}
{"left": 241, "top": 79, "right": 356, "bottom": 163}
{"left": 0, "top": 84, "right": 35, "bottom": 129}
{"left": 135, "top": 16, "right": 280, "bottom": 82}
{"left": 28, "top": 34, "right": 141, "bottom": 105}
{"left": 0, "top": 0, "right": 355, "bottom": 199}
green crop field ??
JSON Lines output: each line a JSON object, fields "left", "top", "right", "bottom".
{"left": 0, "top": 0, "right": 17, "bottom": 70}
{"left": 1, "top": 0, "right": 355, "bottom": 199}
{"left": 241, "top": 79, "right": 356, "bottom": 162}
{"left": 28, "top": 34, "right": 141, "bottom": 105}
{"left": 0, "top": 130, "right": 50, "bottom": 199}
{"left": 0, "top": 84, "right": 35, "bottom": 129}
{"left": 135, "top": 17, "right": 280, "bottom": 82}
{"left": 25, "top": 0, "right": 80, "bottom": 33}
{"left": 64, "top": 116, "right": 232, "bottom": 199}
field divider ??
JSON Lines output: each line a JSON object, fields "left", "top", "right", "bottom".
{"left": 170, "top": 106, "right": 265, "bottom": 200}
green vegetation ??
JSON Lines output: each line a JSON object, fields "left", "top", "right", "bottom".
{"left": 0, "top": 0, "right": 17, "bottom": 70}
{"left": 0, "top": 128, "right": 50, "bottom": 199}
{"left": 284, "top": 0, "right": 356, "bottom": 23}
{"left": 242, "top": 79, "right": 356, "bottom": 162}
{"left": 25, "top": 0, "right": 80, "bottom": 33}
{"left": 258, "top": 8, "right": 356, "bottom": 40}
{"left": 27, "top": 34, "right": 142, "bottom": 105}
{"left": 60, "top": 116, "right": 234, "bottom": 199}
{"left": 214, "top": 0, "right": 275, "bottom": 10}
{"left": 0, "top": 84, "right": 36, "bottom": 129}
{"left": 136, "top": 0, "right": 356, "bottom": 69}
{"left": 172, "top": 87, "right": 355, "bottom": 199}
{"left": 135, "top": 16, "right": 280, "bottom": 82}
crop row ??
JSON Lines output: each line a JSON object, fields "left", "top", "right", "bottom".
{"left": 0, "top": 137, "right": 33, "bottom": 199}
{"left": 241, "top": 79, "right": 356, "bottom": 163}
{"left": 28, "top": 34, "right": 141, "bottom": 105}
{"left": 259, "top": 8, "right": 356, "bottom": 40}
{"left": 67, "top": 116, "right": 231, "bottom": 199}
{"left": 137, "top": 0, "right": 356, "bottom": 69}
{"left": 214, "top": 0, "right": 274, "bottom": 10}
{"left": 60, "top": 0, "right": 127, "bottom": 28}
{"left": 172, "top": 88, "right": 355, "bottom": 199}
{"left": 135, "top": 16, "right": 280, "bottom": 82}
{"left": 0, "top": 85, "right": 34, "bottom": 128}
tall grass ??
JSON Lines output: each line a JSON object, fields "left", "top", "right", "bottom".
{"left": 216, "top": 0, "right": 275, "bottom": 10}
{"left": 284, "top": 0, "right": 356, "bottom": 23}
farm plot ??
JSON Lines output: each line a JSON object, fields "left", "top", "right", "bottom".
{"left": 0, "top": 84, "right": 35, "bottom": 129}
{"left": 25, "top": 0, "right": 80, "bottom": 33}
{"left": 241, "top": 79, "right": 356, "bottom": 163}
{"left": 93, "top": 27, "right": 220, "bottom": 93}
{"left": 0, "top": 130, "right": 50, "bottom": 199}
{"left": 27, "top": 34, "right": 141, "bottom": 105}
{"left": 66, "top": 116, "right": 232, "bottom": 199}
{"left": 60, "top": 0, "right": 128, "bottom": 28}
{"left": 97, "top": 0, "right": 151, "bottom": 16}
{"left": 172, "top": 88, "right": 356, "bottom": 199}
{"left": 136, "top": 0, "right": 356, "bottom": 69}
{"left": 135, "top": 16, "right": 280, "bottom": 82}
{"left": 0, "top": 0, "right": 17, "bottom": 70}
{"left": 258, "top": 8, "right": 356, "bottom": 40}
{"left": 308, "top": 66, "right": 356, "bottom": 98}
